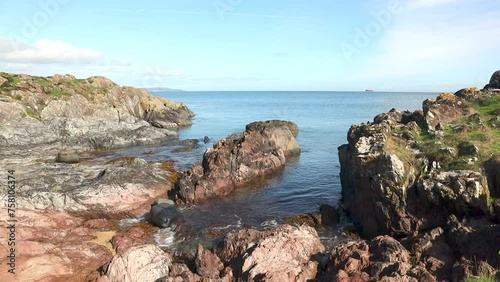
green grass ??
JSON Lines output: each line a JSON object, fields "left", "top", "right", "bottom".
{"left": 410, "top": 94, "right": 500, "bottom": 172}
{"left": 37, "top": 77, "right": 50, "bottom": 88}
{"left": 2, "top": 73, "right": 21, "bottom": 84}
{"left": 48, "top": 90, "right": 72, "bottom": 97}
{"left": 473, "top": 96, "right": 500, "bottom": 116}
{"left": 21, "top": 109, "right": 39, "bottom": 119}
{"left": 464, "top": 274, "right": 497, "bottom": 282}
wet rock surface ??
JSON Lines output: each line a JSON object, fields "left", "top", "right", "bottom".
{"left": 150, "top": 200, "right": 184, "bottom": 229}
{"left": 175, "top": 120, "right": 301, "bottom": 203}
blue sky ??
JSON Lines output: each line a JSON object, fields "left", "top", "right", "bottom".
{"left": 0, "top": 0, "right": 499, "bottom": 91}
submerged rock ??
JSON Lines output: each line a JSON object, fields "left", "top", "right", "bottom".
{"left": 150, "top": 201, "right": 183, "bottom": 229}
{"left": 176, "top": 120, "right": 301, "bottom": 203}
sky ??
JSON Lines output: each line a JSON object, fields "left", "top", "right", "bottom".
{"left": 0, "top": 0, "right": 499, "bottom": 91}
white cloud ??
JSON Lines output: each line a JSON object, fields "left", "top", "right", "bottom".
{"left": 353, "top": 2, "right": 500, "bottom": 82}
{"left": 0, "top": 37, "right": 186, "bottom": 87}
{"left": 0, "top": 38, "right": 104, "bottom": 65}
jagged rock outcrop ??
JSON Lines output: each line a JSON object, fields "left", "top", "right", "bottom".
{"left": 422, "top": 93, "right": 473, "bottom": 131}
{"left": 339, "top": 91, "right": 496, "bottom": 238}
{"left": 337, "top": 72, "right": 500, "bottom": 281}
{"left": 446, "top": 216, "right": 500, "bottom": 268}
{"left": 0, "top": 72, "right": 194, "bottom": 149}
{"left": 175, "top": 120, "right": 300, "bottom": 203}
{"left": 217, "top": 224, "right": 324, "bottom": 281}
{"left": 322, "top": 236, "right": 437, "bottom": 282}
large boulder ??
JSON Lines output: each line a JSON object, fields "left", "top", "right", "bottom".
{"left": 98, "top": 245, "right": 172, "bottom": 282}
{"left": 176, "top": 120, "right": 300, "bottom": 203}
{"left": 217, "top": 224, "right": 324, "bottom": 281}
{"left": 484, "top": 70, "right": 500, "bottom": 90}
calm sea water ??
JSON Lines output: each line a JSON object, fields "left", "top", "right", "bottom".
{"left": 146, "top": 91, "right": 435, "bottom": 238}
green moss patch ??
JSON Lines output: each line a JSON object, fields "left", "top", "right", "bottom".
{"left": 48, "top": 90, "right": 72, "bottom": 97}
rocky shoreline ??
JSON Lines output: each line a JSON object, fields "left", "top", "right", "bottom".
{"left": 1, "top": 71, "right": 499, "bottom": 281}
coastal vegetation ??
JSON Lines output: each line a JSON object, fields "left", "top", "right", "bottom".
{"left": 390, "top": 93, "right": 500, "bottom": 172}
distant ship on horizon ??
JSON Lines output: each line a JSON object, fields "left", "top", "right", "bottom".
{"left": 365, "top": 89, "right": 374, "bottom": 92}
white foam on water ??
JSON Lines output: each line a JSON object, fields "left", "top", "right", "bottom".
{"left": 260, "top": 219, "right": 278, "bottom": 228}
{"left": 154, "top": 228, "right": 176, "bottom": 248}
{"left": 118, "top": 214, "right": 147, "bottom": 227}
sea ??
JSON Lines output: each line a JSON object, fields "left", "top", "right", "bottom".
{"left": 119, "top": 91, "right": 437, "bottom": 248}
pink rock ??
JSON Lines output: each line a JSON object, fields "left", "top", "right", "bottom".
{"left": 176, "top": 121, "right": 300, "bottom": 203}
{"left": 195, "top": 244, "right": 224, "bottom": 279}
{"left": 100, "top": 245, "right": 172, "bottom": 282}
{"left": 219, "top": 224, "right": 324, "bottom": 282}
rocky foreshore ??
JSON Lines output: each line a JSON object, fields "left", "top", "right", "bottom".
{"left": 1, "top": 71, "right": 500, "bottom": 282}
{"left": 0, "top": 73, "right": 193, "bottom": 281}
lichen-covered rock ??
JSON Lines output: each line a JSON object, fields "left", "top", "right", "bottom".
{"left": 339, "top": 95, "right": 491, "bottom": 238}
{"left": 423, "top": 93, "right": 473, "bottom": 131}
{"left": 176, "top": 120, "right": 300, "bottom": 203}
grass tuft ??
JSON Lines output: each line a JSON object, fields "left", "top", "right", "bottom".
{"left": 48, "top": 90, "right": 72, "bottom": 97}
